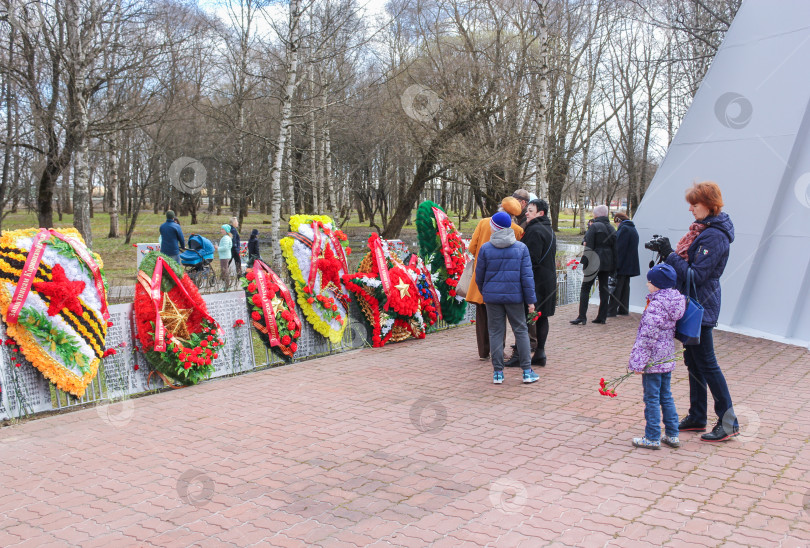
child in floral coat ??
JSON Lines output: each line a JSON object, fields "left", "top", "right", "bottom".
{"left": 629, "top": 263, "right": 686, "bottom": 449}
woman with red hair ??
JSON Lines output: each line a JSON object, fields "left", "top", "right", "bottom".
{"left": 653, "top": 181, "right": 739, "bottom": 442}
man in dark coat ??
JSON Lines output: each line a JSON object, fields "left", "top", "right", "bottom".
{"left": 571, "top": 204, "right": 616, "bottom": 325}
{"left": 475, "top": 212, "right": 539, "bottom": 384}
{"left": 508, "top": 198, "right": 556, "bottom": 367}
{"left": 159, "top": 210, "right": 185, "bottom": 263}
{"left": 608, "top": 212, "right": 640, "bottom": 316}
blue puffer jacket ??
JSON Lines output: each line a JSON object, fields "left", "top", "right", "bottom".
{"left": 475, "top": 228, "right": 536, "bottom": 305}
{"left": 665, "top": 213, "right": 734, "bottom": 326}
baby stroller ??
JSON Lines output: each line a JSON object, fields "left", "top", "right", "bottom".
{"left": 180, "top": 234, "right": 217, "bottom": 289}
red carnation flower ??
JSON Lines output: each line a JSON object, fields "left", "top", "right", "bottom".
{"left": 252, "top": 294, "right": 263, "bottom": 306}
{"left": 246, "top": 271, "right": 256, "bottom": 281}
{"left": 307, "top": 297, "right": 315, "bottom": 304}
{"left": 134, "top": 364, "right": 139, "bottom": 371}
{"left": 290, "top": 342, "right": 297, "bottom": 352}
{"left": 281, "top": 335, "right": 291, "bottom": 345}
{"left": 252, "top": 311, "right": 262, "bottom": 321}
{"left": 201, "top": 340, "right": 208, "bottom": 347}
{"left": 294, "top": 330, "right": 300, "bottom": 337}
{"left": 213, "top": 352, "right": 218, "bottom": 359}
{"left": 247, "top": 283, "right": 256, "bottom": 292}
{"left": 345, "top": 247, "right": 352, "bottom": 255}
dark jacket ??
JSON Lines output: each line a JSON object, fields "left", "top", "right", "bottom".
{"left": 159, "top": 220, "right": 185, "bottom": 256}
{"left": 665, "top": 212, "right": 734, "bottom": 326}
{"left": 475, "top": 228, "right": 536, "bottom": 305}
{"left": 583, "top": 216, "right": 617, "bottom": 273}
{"left": 522, "top": 215, "right": 556, "bottom": 316}
{"left": 615, "top": 220, "right": 640, "bottom": 277}
{"left": 229, "top": 225, "right": 241, "bottom": 255}
{"left": 248, "top": 233, "right": 260, "bottom": 257}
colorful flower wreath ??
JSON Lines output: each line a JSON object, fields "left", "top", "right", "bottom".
{"left": 415, "top": 201, "right": 468, "bottom": 324}
{"left": 404, "top": 253, "right": 442, "bottom": 326}
{"left": 134, "top": 252, "right": 224, "bottom": 386}
{"left": 241, "top": 260, "right": 302, "bottom": 360}
{"left": 342, "top": 234, "right": 426, "bottom": 347}
{"left": 279, "top": 215, "right": 351, "bottom": 344}
{"left": 0, "top": 228, "right": 109, "bottom": 398}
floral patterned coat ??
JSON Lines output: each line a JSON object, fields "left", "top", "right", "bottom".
{"left": 628, "top": 287, "right": 686, "bottom": 373}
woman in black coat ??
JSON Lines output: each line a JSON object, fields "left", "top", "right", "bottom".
{"left": 608, "top": 212, "right": 640, "bottom": 316}
{"left": 521, "top": 199, "right": 556, "bottom": 366}
{"left": 228, "top": 217, "right": 242, "bottom": 276}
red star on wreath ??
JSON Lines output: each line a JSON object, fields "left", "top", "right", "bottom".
{"left": 33, "top": 264, "right": 86, "bottom": 317}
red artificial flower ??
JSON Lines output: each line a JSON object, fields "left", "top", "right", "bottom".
{"left": 134, "top": 364, "right": 139, "bottom": 371}
{"left": 307, "top": 297, "right": 315, "bottom": 304}
{"left": 213, "top": 352, "right": 218, "bottom": 359}
{"left": 290, "top": 342, "right": 298, "bottom": 352}
{"left": 294, "top": 330, "right": 301, "bottom": 337}
{"left": 251, "top": 311, "right": 262, "bottom": 321}
{"left": 201, "top": 340, "right": 208, "bottom": 347}
{"left": 246, "top": 271, "right": 256, "bottom": 281}
{"left": 233, "top": 319, "right": 245, "bottom": 327}
{"left": 449, "top": 290, "right": 456, "bottom": 297}
{"left": 251, "top": 293, "right": 263, "bottom": 306}
{"left": 247, "top": 283, "right": 256, "bottom": 292}
{"left": 345, "top": 247, "right": 352, "bottom": 255}
{"left": 281, "top": 335, "right": 291, "bottom": 345}
{"left": 303, "top": 285, "right": 312, "bottom": 294}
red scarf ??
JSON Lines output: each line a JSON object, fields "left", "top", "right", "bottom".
{"left": 676, "top": 222, "right": 707, "bottom": 260}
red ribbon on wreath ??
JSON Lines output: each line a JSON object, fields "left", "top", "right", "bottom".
{"left": 138, "top": 257, "right": 216, "bottom": 352}
{"left": 369, "top": 234, "right": 392, "bottom": 296}
{"left": 252, "top": 260, "right": 299, "bottom": 346}
{"left": 307, "top": 222, "right": 324, "bottom": 289}
{"left": 8, "top": 228, "right": 110, "bottom": 324}
{"left": 432, "top": 207, "right": 454, "bottom": 273}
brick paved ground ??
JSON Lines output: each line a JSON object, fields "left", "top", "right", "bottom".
{"left": 1, "top": 303, "right": 809, "bottom": 547}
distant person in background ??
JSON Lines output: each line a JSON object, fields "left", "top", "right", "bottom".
{"left": 512, "top": 189, "right": 531, "bottom": 228}
{"left": 218, "top": 224, "right": 233, "bottom": 289}
{"left": 247, "top": 229, "right": 261, "bottom": 268}
{"left": 571, "top": 204, "right": 616, "bottom": 325}
{"left": 608, "top": 212, "right": 640, "bottom": 317}
{"left": 159, "top": 210, "right": 185, "bottom": 263}
{"left": 466, "top": 197, "right": 525, "bottom": 361}
{"left": 228, "top": 217, "right": 242, "bottom": 276}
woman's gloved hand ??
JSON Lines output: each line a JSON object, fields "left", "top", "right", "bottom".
{"left": 656, "top": 236, "right": 673, "bottom": 258}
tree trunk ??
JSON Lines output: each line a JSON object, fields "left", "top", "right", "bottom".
{"left": 107, "top": 136, "right": 120, "bottom": 237}
{"left": 268, "top": 0, "right": 302, "bottom": 265}
{"left": 72, "top": 128, "right": 93, "bottom": 246}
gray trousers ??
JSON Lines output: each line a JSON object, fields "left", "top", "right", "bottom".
{"left": 487, "top": 302, "right": 532, "bottom": 372}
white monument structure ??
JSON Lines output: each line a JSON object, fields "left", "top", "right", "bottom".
{"left": 629, "top": 0, "right": 810, "bottom": 349}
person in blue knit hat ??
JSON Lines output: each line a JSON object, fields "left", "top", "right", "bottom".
{"left": 474, "top": 211, "right": 539, "bottom": 384}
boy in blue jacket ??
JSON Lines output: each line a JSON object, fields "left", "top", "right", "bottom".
{"left": 475, "top": 212, "right": 538, "bottom": 384}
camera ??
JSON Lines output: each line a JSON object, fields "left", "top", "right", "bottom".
{"left": 645, "top": 234, "right": 667, "bottom": 252}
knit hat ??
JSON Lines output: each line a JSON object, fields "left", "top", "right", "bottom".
{"left": 500, "top": 197, "right": 521, "bottom": 216}
{"left": 490, "top": 212, "right": 511, "bottom": 232}
{"left": 221, "top": 224, "right": 231, "bottom": 233}
{"left": 647, "top": 263, "right": 677, "bottom": 289}
{"left": 166, "top": 210, "right": 175, "bottom": 220}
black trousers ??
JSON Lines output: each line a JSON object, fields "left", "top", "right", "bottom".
{"left": 608, "top": 274, "right": 631, "bottom": 315}
{"left": 578, "top": 271, "right": 610, "bottom": 321}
